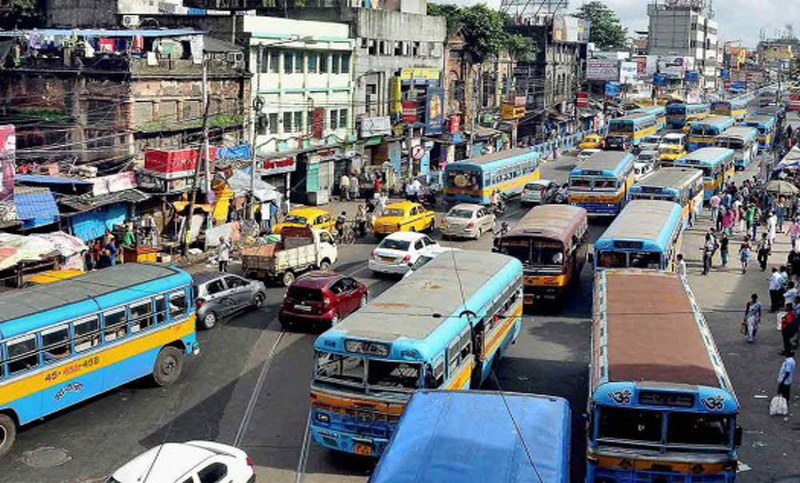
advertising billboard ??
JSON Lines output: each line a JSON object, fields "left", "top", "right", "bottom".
{"left": 587, "top": 59, "right": 619, "bottom": 81}
{"left": 0, "top": 125, "right": 14, "bottom": 203}
{"left": 619, "top": 62, "right": 638, "bottom": 85}
{"left": 552, "top": 16, "right": 590, "bottom": 43}
{"left": 658, "top": 56, "right": 694, "bottom": 79}
{"left": 424, "top": 88, "right": 445, "bottom": 135}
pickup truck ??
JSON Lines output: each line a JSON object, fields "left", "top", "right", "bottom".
{"left": 242, "top": 226, "right": 338, "bottom": 286}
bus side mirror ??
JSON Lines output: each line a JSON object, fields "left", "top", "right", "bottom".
{"left": 734, "top": 425, "right": 743, "bottom": 447}
{"left": 587, "top": 252, "right": 594, "bottom": 264}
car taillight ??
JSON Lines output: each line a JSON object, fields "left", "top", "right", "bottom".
{"left": 466, "top": 222, "right": 475, "bottom": 228}
{"left": 370, "top": 250, "right": 376, "bottom": 260}
{"left": 402, "top": 255, "right": 411, "bottom": 263}
{"left": 323, "top": 295, "right": 333, "bottom": 307}
{"left": 195, "top": 299, "right": 205, "bottom": 309}
{"left": 246, "top": 455, "right": 254, "bottom": 468}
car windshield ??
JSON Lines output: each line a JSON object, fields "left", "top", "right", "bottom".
{"left": 379, "top": 239, "right": 411, "bottom": 251}
{"left": 643, "top": 137, "right": 660, "bottom": 144}
{"left": 448, "top": 209, "right": 474, "bottom": 218}
{"left": 609, "top": 122, "right": 633, "bottom": 133}
{"left": 285, "top": 215, "right": 308, "bottom": 225}
{"left": 382, "top": 209, "right": 406, "bottom": 217}
{"left": 639, "top": 154, "right": 655, "bottom": 161}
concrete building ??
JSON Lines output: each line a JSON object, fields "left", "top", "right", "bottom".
{"left": 757, "top": 41, "right": 794, "bottom": 70}
{"left": 647, "top": 2, "right": 719, "bottom": 91}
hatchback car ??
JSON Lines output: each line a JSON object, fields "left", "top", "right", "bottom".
{"left": 108, "top": 440, "right": 254, "bottom": 483}
{"left": 192, "top": 272, "right": 267, "bottom": 330}
{"left": 279, "top": 271, "right": 368, "bottom": 328}
{"left": 636, "top": 150, "right": 659, "bottom": 165}
{"left": 521, "top": 180, "right": 559, "bottom": 206}
{"left": 440, "top": 204, "right": 495, "bottom": 239}
{"left": 368, "top": 232, "right": 441, "bottom": 275}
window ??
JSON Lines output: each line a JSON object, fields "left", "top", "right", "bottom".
{"left": 42, "top": 325, "right": 71, "bottom": 363}
{"left": 329, "top": 280, "right": 346, "bottom": 295}
{"left": 170, "top": 291, "right": 187, "bottom": 319}
{"left": 667, "top": 412, "right": 731, "bottom": 446}
{"left": 367, "top": 360, "right": 420, "bottom": 391}
{"left": 319, "top": 53, "right": 328, "bottom": 73}
{"left": 341, "top": 52, "right": 350, "bottom": 73}
{"left": 307, "top": 52, "right": 318, "bottom": 73}
{"left": 104, "top": 309, "right": 127, "bottom": 342}
{"left": 394, "top": 41, "right": 403, "bottom": 56}
{"left": 294, "top": 111, "right": 303, "bottom": 133}
{"left": 6, "top": 335, "right": 39, "bottom": 375}
{"left": 268, "top": 113, "right": 279, "bottom": 135}
{"left": 283, "top": 111, "right": 293, "bottom": 133}
{"left": 339, "top": 108, "right": 348, "bottom": 130}
{"left": 414, "top": 239, "right": 424, "bottom": 251}
{"left": 329, "top": 109, "right": 338, "bottom": 130}
{"left": 284, "top": 52, "right": 294, "bottom": 74}
{"left": 206, "top": 279, "right": 227, "bottom": 295}
{"left": 331, "top": 53, "right": 340, "bottom": 74}
{"left": 74, "top": 317, "right": 101, "bottom": 352}
{"left": 155, "top": 296, "right": 167, "bottom": 324}
{"left": 295, "top": 52, "right": 304, "bottom": 73}
{"left": 458, "top": 330, "right": 471, "bottom": 360}
{"left": 198, "top": 462, "right": 228, "bottom": 483}
{"left": 368, "top": 39, "right": 377, "bottom": 55}
{"left": 598, "top": 407, "right": 662, "bottom": 442}
{"left": 430, "top": 357, "right": 444, "bottom": 388}
{"left": 315, "top": 351, "right": 365, "bottom": 385}
{"left": 130, "top": 300, "right": 154, "bottom": 333}
{"left": 224, "top": 276, "right": 246, "bottom": 289}
{"left": 447, "top": 339, "right": 459, "bottom": 375}
{"left": 268, "top": 49, "right": 279, "bottom": 73}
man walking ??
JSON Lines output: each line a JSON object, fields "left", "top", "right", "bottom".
{"left": 218, "top": 236, "right": 231, "bottom": 273}
{"left": 781, "top": 306, "right": 799, "bottom": 356}
{"left": 758, "top": 233, "right": 772, "bottom": 271}
{"left": 770, "top": 267, "right": 784, "bottom": 312}
{"left": 777, "top": 352, "right": 795, "bottom": 403}
{"left": 340, "top": 173, "right": 351, "bottom": 201}
{"left": 676, "top": 253, "right": 687, "bottom": 279}
{"left": 710, "top": 193, "right": 721, "bottom": 227}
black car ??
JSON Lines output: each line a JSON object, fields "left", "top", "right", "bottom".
{"left": 192, "top": 272, "right": 267, "bottom": 330}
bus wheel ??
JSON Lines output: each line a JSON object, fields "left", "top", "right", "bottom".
{"left": 0, "top": 415, "right": 16, "bottom": 458}
{"left": 153, "top": 346, "right": 184, "bottom": 387}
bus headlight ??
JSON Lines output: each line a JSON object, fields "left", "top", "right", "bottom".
{"left": 316, "top": 412, "right": 330, "bottom": 423}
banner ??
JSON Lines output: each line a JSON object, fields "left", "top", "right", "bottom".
{"left": 424, "top": 88, "right": 445, "bottom": 135}
{"left": 0, "top": 125, "right": 15, "bottom": 203}
{"left": 619, "top": 62, "right": 638, "bottom": 84}
{"left": 402, "top": 101, "right": 419, "bottom": 123}
{"left": 552, "top": 16, "right": 590, "bottom": 43}
{"left": 587, "top": 59, "right": 619, "bottom": 81}
{"left": 360, "top": 116, "right": 392, "bottom": 137}
{"left": 605, "top": 82, "right": 621, "bottom": 98}
{"left": 312, "top": 108, "right": 325, "bottom": 139}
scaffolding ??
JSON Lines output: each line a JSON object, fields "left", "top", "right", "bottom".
{"left": 500, "top": 0, "right": 567, "bottom": 25}
{"left": 650, "top": 0, "right": 713, "bottom": 18}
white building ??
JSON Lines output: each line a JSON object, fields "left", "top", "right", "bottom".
{"left": 647, "top": 3, "right": 719, "bottom": 91}
{"left": 242, "top": 16, "right": 356, "bottom": 158}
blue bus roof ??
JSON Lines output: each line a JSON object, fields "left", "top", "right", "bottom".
{"left": 666, "top": 103, "right": 708, "bottom": 110}
{"left": 743, "top": 114, "right": 776, "bottom": 127}
{"left": 629, "top": 168, "right": 703, "bottom": 193}
{"left": 676, "top": 147, "right": 735, "bottom": 166}
{"left": 370, "top": 390, "right": 570, "bottom": 483}
{"left": 594, "top": 200, "right": 682, "bottom": 252}
{"left": 315, "top": 251, "right": 522, "bottom": 362}
{"left": 570, "top": 151, "right": 635, "bottom": 177}
{"left": 717, "top": 126, "right": 758, "bottom": 142}
{"left": 0, "top": 264, "right": 191, "bottom": 340}
{"left": 445, "top": 148, "right": 539, "bottom": 171}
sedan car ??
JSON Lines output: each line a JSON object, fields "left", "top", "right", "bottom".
{"left": 279, "top": 271, "right": 368, "bottom": 328}
{"left": 192, "top": 272, "right": 267, "bottom": 330}
{"left": 578, "top": 134, "right": 605, "bottom": 150}
{"left": 373, "top": 201, "right": 435, "bottom": 236}
{"left": 368, "top": 232, "right": 441, "bottom": 275}
{"left": 520, "top": 180, "right": 559, "bottom": 206}
{"left": 108, "top": 440, "right": 254, "bottom": 483}
{"left": 439, "top": 204, "right": 495, "bottom": 239}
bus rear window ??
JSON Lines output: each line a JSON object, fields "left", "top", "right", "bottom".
{"left": 599, "top": 406, "right": 662, "bottom": 442}
{"left": 667, "top": 412, "right": 731, "bottom": 447}
{"left": 629, "top": 252, "right": 662, "bottom": 269}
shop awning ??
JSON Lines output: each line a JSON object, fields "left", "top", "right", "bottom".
{"left": 58, "top": 189, "right": 149, "bottom": 212}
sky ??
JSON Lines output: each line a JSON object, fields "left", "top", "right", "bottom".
{"left": 433, "top": 0, "right": 800, "bottom": 48}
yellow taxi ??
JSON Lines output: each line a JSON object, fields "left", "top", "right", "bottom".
{"left": 373, "top": 201, "right": 436, "bottom": 235}
{"left": 659, "top": 144, "right": 687, "bottom": 162}
{"left": 578, "top": 134, "right": 605, "bottom": 150}
{"left": 272, "top": 207, "right": 334, "bottom": 234}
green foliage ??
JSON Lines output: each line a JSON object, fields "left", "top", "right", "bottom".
{"left": 572, "top": 0, "right": 627, "bottom": 50}
{"left": 427, "top": 3, "right": 462, "bottom": 37}
{"left": 505, "top": 34, "right": 537, "bottom": 63}
{"left": 0, "top": 0, "right": 43, "bottom": 29}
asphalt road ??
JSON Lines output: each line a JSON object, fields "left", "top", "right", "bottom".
{"left": 4, "top": 108, "right": 799, "bottom": 482}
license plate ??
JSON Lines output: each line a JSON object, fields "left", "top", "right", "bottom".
{"left": 380, "top": 256, "right": 395, "bottom": 262}
{"left": 294, "top": 304, "right": 311, "bottom": 311}
{"left": 353, "top": 443, "right": 372, "bottom": 456}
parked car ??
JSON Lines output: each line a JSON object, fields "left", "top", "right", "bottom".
{"left": 242, "top": 226, "right": 338, "bottom": 286}
{"left": 368, "top": 232, "right": 441, "bottom": 275}
{"left": 578, "top": 134, "right": 605, "bottom": 150}
{"left": 639, "top": 134, "right": 663, "bottom": 152}
{"left": 577, "top": 148, "right": 602, "bottom": 163}
{"left": 520, "top": 180, "right": 559, "bottom": 206}
{"left": 108, "top": 441, "right": 255, "bottom": 483}
{"left": 439, "top": 204, "right": 495, "bottom": 239}
{"left": 279, "top": 271, "right": 368, "bottom": 329}
{"left": 271, "top": 207, "right": 334, "bottom": 234}
{"left": 372, "top": 201, "right": 435, "bottom": 236}
{"left": 193, "top": 272, "right": 267, "bottom": 330}
{"left": 636, "top": 150, "right": 660, "bottom": 166}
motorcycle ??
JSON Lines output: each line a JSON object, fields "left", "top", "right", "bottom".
{"left": 489, "top": 195, "right": 507, "bottom": 216}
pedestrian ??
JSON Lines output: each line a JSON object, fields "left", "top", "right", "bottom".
{"left": 350, "top": 174, "right": 360, "bottom": 201}
{"left": 709, "top": 193, "right": 721, "bottom": 226}
{"left": 781, "top": 265, "right": 790, "bottom": 294}
{"left": 758, "top": 233, "right": 772, "bottom": 271}
{"left": 790, "top": 218, "right": 800, "bottom": 251}
{"left": 105, "top": 234, "right": 118, "bottom": 267}
{"left": 770, "top": 267, "right": 785, "bottom": 312}
{"left": 790, "top": 248, "right": 800, "bottom": 281}
{"left": 720, "top": 232, "right": 730, "bottom": 267}
{"left": 777, "top": 197, "right": 787, "bottom": 233}
{"left": 739, "top": 237, "right": 752, "bottom": 274}
{"left": 355, "top": 204, "right": 367, "bottom": 237}
{"left": 738, "top": 204, "right": 747, "bottom": 234}
{"left": 767, "top": 211, "right": 778, "bottom": 246}
{"left": 744, "top": 203, "right": 756, "bottom": 239}
{"left": 777, "top": 352, "right": 795, "bottom": 402}
{"left": 786, "top": 281, "right": 799, "bottom": 307}
{"left": 688, "top": 197, "right": 695, "bottom": 227}
{"left": 218, "top": 236, "right": 231, "bottom": 272}
{"left": 675, "top": 253, "right": 687, "bottom": 279}
{"left": 722, "top": 208, "right": 734, "bottom": 236}
{"left": 373, "top": 171, "right": 382, "bottom": 195}
{"left": 340, "top": 173, "right": 351, "bottom": 200}
{"left": 743, "top": 293, "right": 762, "bottom": 343}
{"left": 701, "top": 233, "right": 715, "bottom": 275}
{"left": 783, "top": 304, "right": 800, "bottom": 355}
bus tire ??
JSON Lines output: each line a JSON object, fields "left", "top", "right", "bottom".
{"left": 0, "top": 414, "right": 16, "bottom": 458}
{"left": 153, "top": 346, "right": 184, "bottom": 387}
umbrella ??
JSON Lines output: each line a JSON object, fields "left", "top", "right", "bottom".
{"left": 766, "top": 180, "right": 800, "bottom": 195}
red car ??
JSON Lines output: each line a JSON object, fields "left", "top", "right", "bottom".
{"left": 279, "top": 271, "right": 368, "bottom": 329}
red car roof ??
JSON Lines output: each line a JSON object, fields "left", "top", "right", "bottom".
{"left": 292, "top": 271, "right": 341, "bottom": 289}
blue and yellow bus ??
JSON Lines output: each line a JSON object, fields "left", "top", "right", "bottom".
{"left": 443, "top": 148, "right": 540, "bottom": 205}
{"left": 665, "top": 103, "right": 710, "bottom": 129}
{"left": 742, "top": 114, "right": 777, "bottom": 151}
{"left": 665, "top": 147, "right": 735, "bottom": 200}
{"left": 606, "top": 112, "right": 659, "bottom": 148}
{"left": 593, "top": 200, "right": 684, "bottom": 271}
{"left": 568, "top": 151, "right": 636, "bottom": 217}
{"left": 687, "top": 115, "right": 735, "bottom": 151}
{"left": 589, "top": 270, "right": 740, "bottom": 482}
{"left": 711, "top": 98, "right": 749, "bottom": 121}
{"left": 310, "top": 250, "right": 522, "bottom": 457}
{"left": 715, "top": 126, "right": 759, "bottom": 169}
{"left": 632, "top": 106, "right": 667, "bottom": 131}
{"left": 0, "top": 264, "right": 197, "bottom": 456}
{"left": 629, "top": 167, "right": 704, "bottom": 228}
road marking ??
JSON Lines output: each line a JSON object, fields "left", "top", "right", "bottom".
{"left": 294, "top": 412, "right": 313, "bottom": 483}
{"left": 344, "top": 263, "right": 369, "bottom": 277}
{"left": 233, "top": 329, "right": 286, "bottom": 448}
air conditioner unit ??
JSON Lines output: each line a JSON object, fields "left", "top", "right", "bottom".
{"left": 227, "top": 52, "right": 244, "bottom": 63}
{"left": 121, "top": 15, "right": 140, "bottom": 28}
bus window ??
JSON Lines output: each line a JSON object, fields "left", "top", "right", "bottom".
{"left": 155, "top": 296, "right": 167, "bottom": 324}
{"left": 630, "top": 252, "right": 662, "bottom": 269}
{"left": 74, "top": 317, "right": 100, "bottom": 352}
{"left": 598, "top": 252, "right": 627, "bottom": 268}
{"left": 6, "top": 335, "right": 39, "bottom": 375}
{"left": 599, "top": 406, "right": 662, "bottom": 442}
{"left": 130, "top": 300, "right": 155, "bottom": 333}
{"left": 499, "top": 239, "right": 529, "bottom": 264}
{"left": 170, "top": 291, "right": 188, "bottom": 318}
{"left": 367, "top": 360, "right": 420, "bottom": 390}
{"left": 42, "top": 325, "right": 71, "bottom": 363}
{"left": 667, "top": 412, "right": 731, "bottom": 447}
{"left": 315, "top": 352, "right": 365, "bottom": 385}
{"left": 429, "top": 357, "right": 445, "bottom": 388}
{"left": 104, "top": 309, "right": 127, "bottom": 342}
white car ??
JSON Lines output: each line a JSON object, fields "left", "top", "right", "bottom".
{"left": 368, "top": 232, "right": 441, "bottom": 275}
{"left": 660, "top": 133, "right": 685, "bottom": 148}
{"left": 639, "top": 135, "right": 663, "bottom": 152}
{"left": 634, "top": 162, "right": 655, "bottom": 181}
{"left": 440, "top": 203, "right": 496, "bottom": 239}
{"left": 577, "top": 149, "right": 601, "bottom": 163}
{"left": 636, "top": 150, "right": 660, "bottom": 165}
{"left": 108, "top": 441, "right": 254, "bottom": 483}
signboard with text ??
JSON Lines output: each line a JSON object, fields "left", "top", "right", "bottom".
{"left": 552, "top": 16, "right": 590, "bottom": 43}
{"left": 360, "top": 116, "right": 392, "bottom": 138}
{"left": 260, "top": 156, "right": 296, "bottom": 176}
{"left": 312, "top": 108, "right": 325, "bottom": 139}
{"left": 402, "top": 101, "right": 419, "bottom": 123}
{"left": 587, "top": 59, "right": 619, "bottom": 81}
{"left": 501, "top": 103, "right": 526, "bottom": 120}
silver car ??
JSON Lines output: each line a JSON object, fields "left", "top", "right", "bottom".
{"left": 192, "top": 272, "right": 267, "bottom": 330}
{"left": 521, "top": 180, "right": 559, "bottom": 205}
{"left": 440, "top": 204, "right": 495, "bottom": 239}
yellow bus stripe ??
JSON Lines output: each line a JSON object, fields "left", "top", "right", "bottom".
{"left": 446, "top": 359, "right": 473, "bottom": 390}
{"left": 0, "top": 317, "right": 195, "bottom": 407}
{"left": 484, "top": 304, "right": 522, "bottom": 358}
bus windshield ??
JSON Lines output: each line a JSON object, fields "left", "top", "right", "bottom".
{"left": 314, "top": 351, "right": 420, "bottom": 393}
{"left": 716, "top": 138, "right": 744, "bottom": 150}
{"left": 570, "top": 178, "right": 618, "bottom": 190}
{"left": 447, "top": 169, "right": 481, "bottom": 190}
{"left": 598, "top": 406, "right": 731, "bottom": 448}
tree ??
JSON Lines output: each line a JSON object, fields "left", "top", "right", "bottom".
{"left": 572, "top": 0, "right": 627, "bottom": 50}
{"left": 427, "top": 3, "right": 463, "bottom": 38}
{"left": 0, "top": 0, "right": 43, "bottom": 29}
{"left": 505, "top": 34, "right": 537, "bottom": 63}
